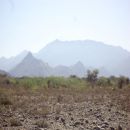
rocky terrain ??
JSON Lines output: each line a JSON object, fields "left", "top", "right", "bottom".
{"left": 0, "top": 85, "right": 130, "bottom": 130}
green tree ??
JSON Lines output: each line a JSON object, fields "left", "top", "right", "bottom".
{"left": 118, "top": 76, "right": 130, "bottom": 89}
{"left": 86, "top": 69, "right": 99, "bottom": 87}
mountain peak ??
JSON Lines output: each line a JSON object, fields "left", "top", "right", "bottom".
{"left": 23, "top": 52, "right": 35, "bottom": 62}
{"left": 26, "top": 52, "right": 33, "bottom": 57}
{"left": 54, "top": 39, "right": 60, "bottom": 42}
{"left": 73, "top": 61, "right": 85, "bottom": 69}
{"left": 75, "top": 61, "right": 83, "bottom": 66}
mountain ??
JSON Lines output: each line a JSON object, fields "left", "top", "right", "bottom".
{"left": 52, "top": 61, "right": 86, "bottom": 77}
{"left": 36, "top": 40, "right": 130, "bottom": 77}
{"left": 0, "top": 50, "right": 29, "bottom": 71}
{"left": 116, "top": 57, "right": 130, "bottom": 77}
{"left": 1, "top": 40, "right": 130, "bottom": 77}
{"left": 70, "top": 61, "right": 86, "bottom": 77}
{"left": 10, "top": 52, "right": 52, "bottom": 77}
{"left": 53, "top": 65, "right": 71, "bottom": 77}
{"left": 0, "top": 69, "right": 9, "bottom": 76}
{"left": 10, "top": 52, "right": 87, "bottom": 77}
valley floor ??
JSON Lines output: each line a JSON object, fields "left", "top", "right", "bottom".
{"left": 0, "top": 76, "right": 130, "bottom": 130}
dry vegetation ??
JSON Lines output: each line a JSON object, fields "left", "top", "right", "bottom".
{"left": 0, "top": 74, "right": 130, "bottom": 130}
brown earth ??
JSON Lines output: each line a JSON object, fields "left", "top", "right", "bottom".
{"left": 0, "top": 85, "right": 130, "bottom": 130}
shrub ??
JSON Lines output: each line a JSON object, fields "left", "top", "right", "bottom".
{"left": 30, "top": 106, "right": 50, "bottom": 117}
{"left": 117, "top": 76, "right": 130, "bottom": 89}
{"left": 86, "top": 69, "right": 99, "bottom": 87}
{"left": 10, "top": 118, "right": 22, "bottom": 126}
{"left": 57, "top": 95, "right": 63, "bottom": 103}
{"left": 97, "top": 77, "right": 111, "bottom": 86}
{"left": 0, "top": 93, "right": 12, "bottom": 105}
{"left": 70, "top": 75, "right": 77, "bottom": 78}
{"left": 35, "top": 120, "right": 49, "bottom": 128}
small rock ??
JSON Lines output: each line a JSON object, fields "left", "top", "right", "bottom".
{"left": 70, "top": 117, "right": 74, "bottom": 121}
{"left": 110, "top": 127, "right": 115, "bottom": 130}
{"left": 118, "top": 125, "right": 122, "bottom": 130}
{"left": 55, "top": 116, "right": 60, "bottom": 121}
{"left": 101, "top": 122, "right": 109, "bottom": 128}
{"left": 85, "top": 120, "right": 89, "bottom": 124}
{"left": 93, "top": 127, "right": 101, "bottom": 130}
{"left": 60, "top": 118, "right": 65, "bottom": 125}
{"left": 74, "top": 121, "right": 81, "bottom": 127}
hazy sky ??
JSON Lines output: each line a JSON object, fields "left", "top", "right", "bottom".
{"left": 0, "top": 0, "right": 130, "bottom": 57}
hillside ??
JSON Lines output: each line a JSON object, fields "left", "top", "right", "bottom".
{"left": 36, "top": 40, "right": 130, "bottom": 77}
{"left": 10, "top": 52, "right": 52, "bottom": 77}
{"left": 0, "top": 40, "right": 130, "bottom": 77}
{"left": 0, "top": 69, "right": 9, "bottom": 76}
{"left": 10, "top": 52, "right": 87, "bottom": 77}
{"left": 0, "top": 50, "right": 28, "bottom": 71}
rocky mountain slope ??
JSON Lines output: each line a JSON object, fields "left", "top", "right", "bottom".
{"left": 10, "top": 52, "right": 86, "bottom": 77}
{"left": 0, "top": 40, "right": 130, "bottom": 77}
{"left": 0, "top": 50, "right": 28, "bottom": 71}
{"left": 10, "top": 52, "right": 52, "bottom": 77}
{"left": 36, "top": 40, "right": 130, "bottom": 77}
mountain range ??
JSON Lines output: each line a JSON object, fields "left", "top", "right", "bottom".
{"left": 0, "top": 40, "right": 130, "bottom": 77}
{"left": 0, "top": 69, "right": 9, "bottom": 76}
{"left": 10, "top": 52, "right": 86, "bottom": 77}
{"left": 0, "top": 50, "right": 28, "bottom": 71}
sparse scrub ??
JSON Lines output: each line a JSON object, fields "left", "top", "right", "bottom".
{"left": 29, "top": 106, "right": 50, "bottom": 117}
{"left": 10, "top": 118, "right": 22, "bottom": 126}
{"left": 97, "top": 76, "right": 111, "bottom": 87}
{"left": 35, "top": 120, "right": 49, "bottom": 128}
{"left": 117, "top": 76, "right": 129, "bottom": 89}
{"left": 0, "top": 75, "right": 130, "bottom": 130}
{"left": 57, "top": 94, "right": 63, "bottom": 103}
{"left": 0, "top": 92, "right": 12, "bottom": 105}
{"left": 86, "top": 69, "right": 99, "bottom": 87}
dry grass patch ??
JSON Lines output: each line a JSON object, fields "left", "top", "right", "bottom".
{"left": 35, "top": 120, "right": 49, "bottom": 128}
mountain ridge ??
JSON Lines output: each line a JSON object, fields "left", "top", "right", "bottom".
{"left": 10, "top": 52, "right": 87, "bottom": 77}
{"left": 0, "top": 50, "right": 29, "bottom": 71}
{"left": 36, "top": 39, "right": 130, "bottom": 66}
{"left": 0, "top": 39, "right": 130, "bottom": 77}
{"left": 10, "top": 52, "right": 52, "bottom": 77}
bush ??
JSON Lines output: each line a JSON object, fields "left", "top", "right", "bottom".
{"left": 30, "top": 106, "right": 50, "bottom": 117}
{"left": 0, "top": 93, "right": 12, "bottom": 105}
{"left": 35, "top": 120, "right": 49, "bottom": 128}
{"left": 10, "top": 118, "right": 22, "bottom": 126}
{"left": 117, "top": 76, "right": 130, "bottom": 89}
{"left": 86, "top": 69, "right": 99, "bottom": 87}
{"left": 97, "top": 77, "right": 111, "bottom": 86}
